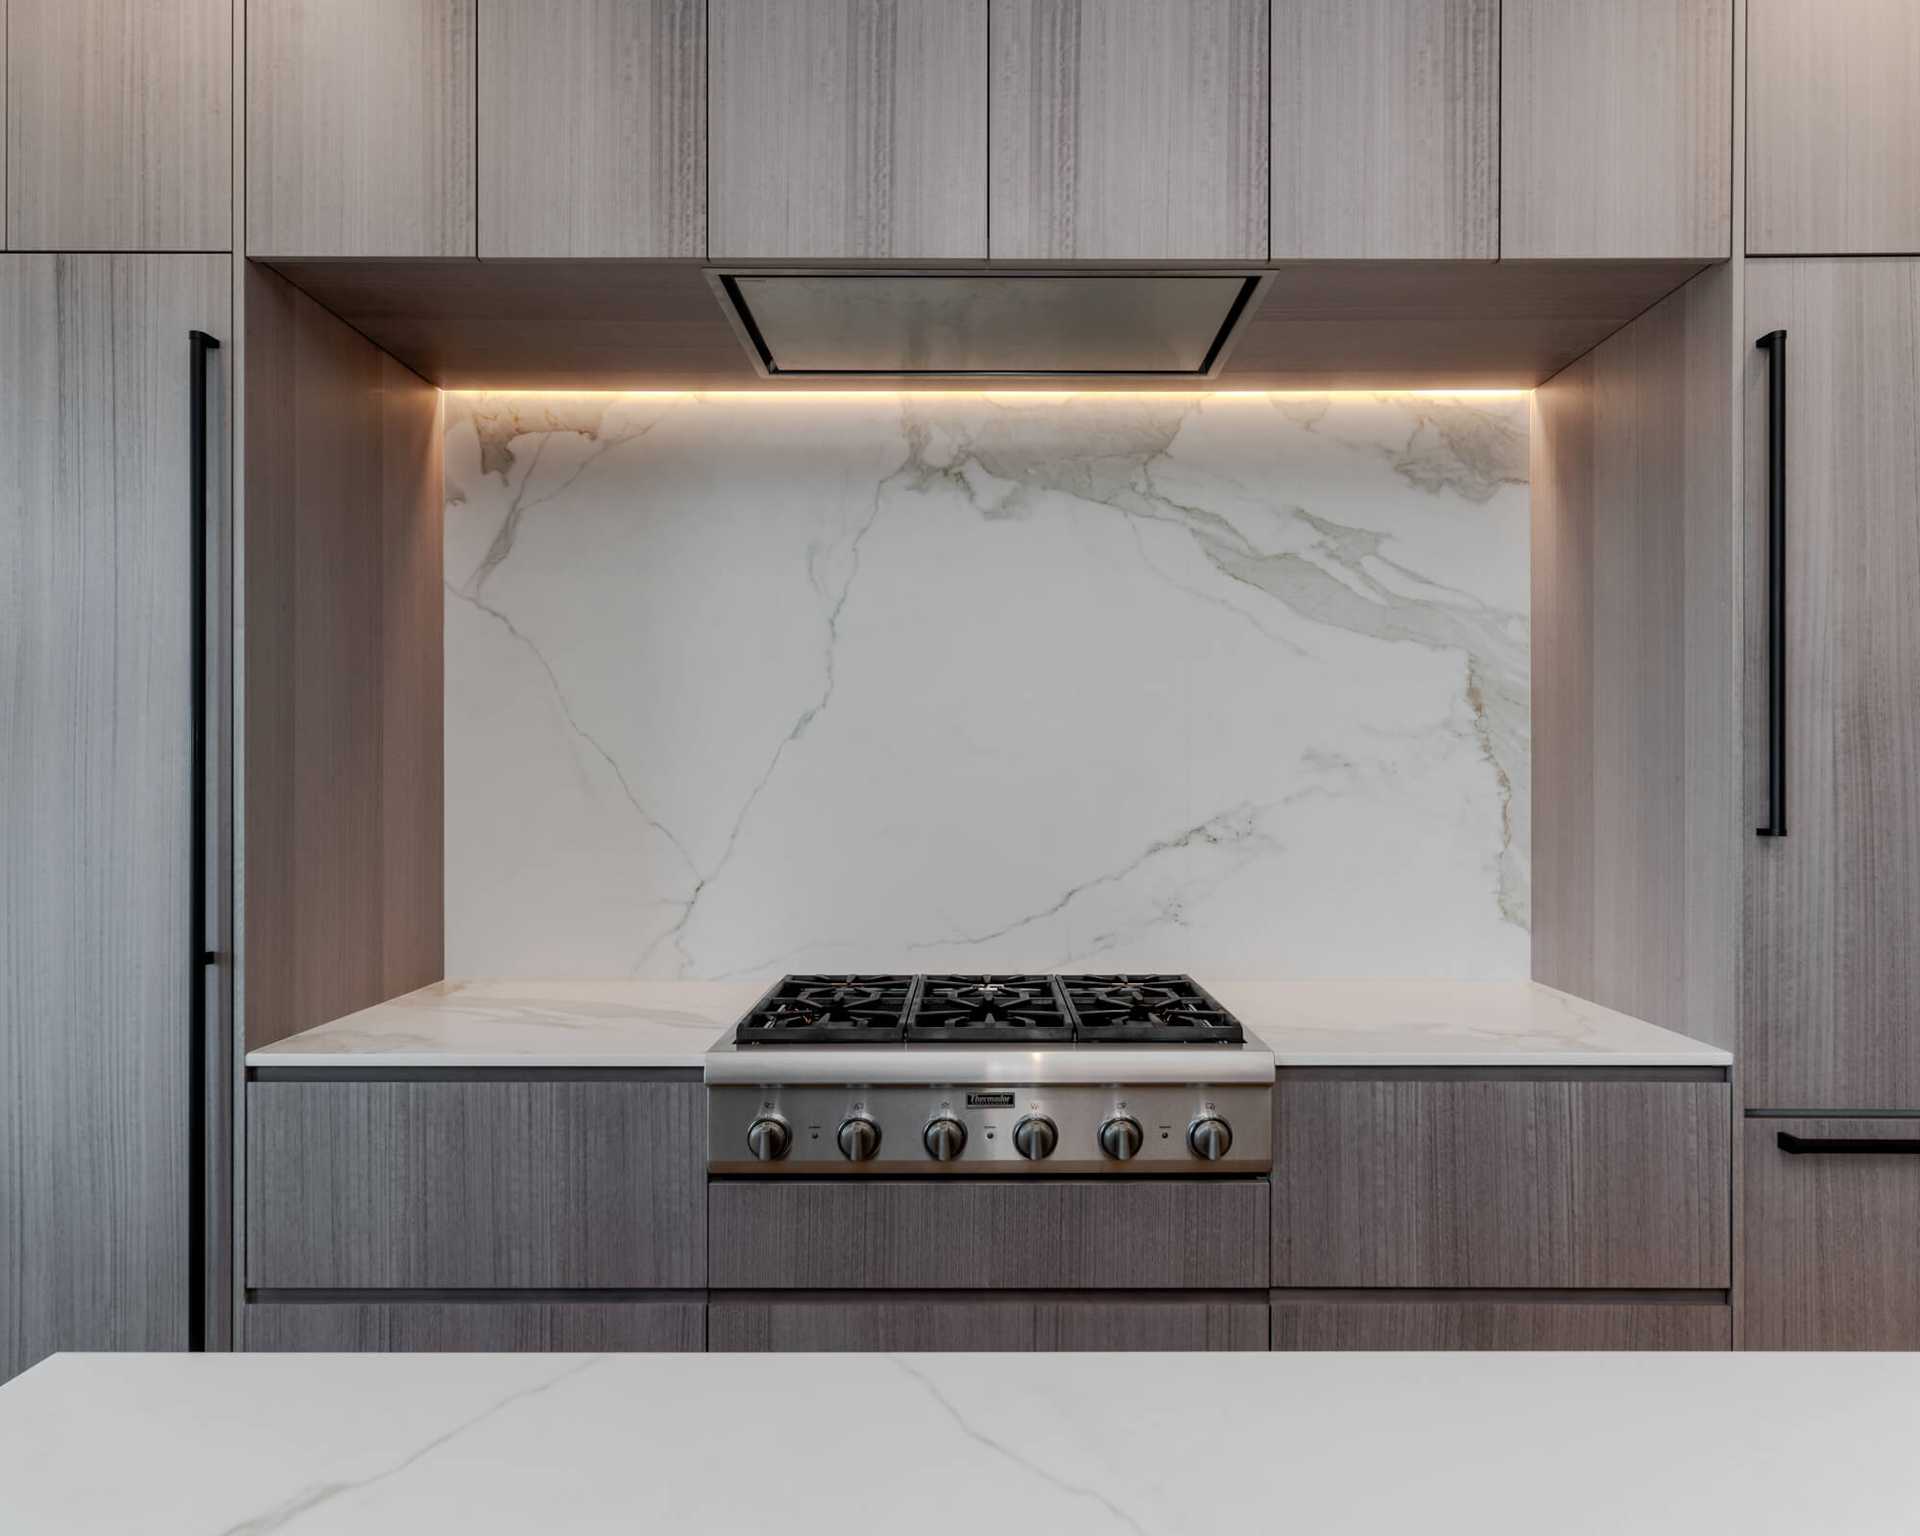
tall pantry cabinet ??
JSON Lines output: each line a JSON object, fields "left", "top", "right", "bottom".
{"left": 1739, "top": 0, "right": 1920, "bottom": 1348}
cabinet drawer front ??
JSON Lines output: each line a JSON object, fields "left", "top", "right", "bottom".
{"left": 1272, "top": 1077, "right": 1730, "bottom": 1287}
{"left": 1272, "top": 1294, "right": 1729, "bottom": 1351}
{"left": 712, "top": 1292, "right": 1266, "bottom": 1352}
{"left": 241, "top": 1298, "right": 705, "bottom": 1352}
{"left": 1744, "top": 1117, "right": 1920, "bottom": 1350}
{"left": 710, "top": 1180, "right": 1268, "bottom": 1290}
{"left": 246, "top": 1080, "right": 704, "bottom": 1288}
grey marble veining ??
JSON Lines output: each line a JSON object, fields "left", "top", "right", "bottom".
{"left": 443, "top": 391, "right": 1531, "bottom": 979}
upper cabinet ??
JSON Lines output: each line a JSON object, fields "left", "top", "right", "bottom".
{"left": 478, "top": 0, "right": 705, "bottom": 258}
{"left": 6, "top": 0, "right": 231, "bottom": 251}
{"left": 990, "top": 0, "right": 1268, "bottom": 262}
{"left": 248, "top": 0, "right": 476, "bottom": 258}
{"left": 709, "top": 0, "right": 985, "bottom": 262}
{"left": 1271, "top": 0, "right": 1496, "bottom": 260}
{"left": 1500, "top": 0, "right": 1731, "bottom": 260}
{"left": 1748, "top": 0, "right": 1920, "bottom": 254}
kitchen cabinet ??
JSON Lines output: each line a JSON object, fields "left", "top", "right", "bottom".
{"left": 1270, "top": 0, "right": 1497, "bottom": 260}
{"left": 1741, "top": 260, "right": 1920, "bottom": 1111}
{"left": 989, "top": 0, "right": 1268, "bottom": 262}
{"left": 1748, "top": 0, "right": 1920, "bottom": 254}
{"left": 711, "top": 1293, "right": 1267, "bottom": 1351}
{"left": 478, "top": 0, "right": 705, "bottom": 258}
{"left": 708, "top": 0, "right": 985, "bottom": 262}
{"left": 1272, "top": 1074, "right": 1732, "bottom": 1288}
{"left": 1, "top": 254, "right": 230, "bottom": 1384}
{"left": 1500, "top": 0, "right": 1731, "bottom": 259}
{"left": 1743, "top": 1117, "right": 1920, "bottom": 1350}
{"left": 5, "top": 0, "right": 231, "bottom": 251}
{"left": 1272, "top": 1296, "right": 1731, "bottom": 1351}
{"left": 242, "top": 1299, "right": 706, "bottom": 1352}
{"left": 245, "top": 1077, "right": 705, "bottom": 1288}
{"left": 247, "top": 0, "right": 475, "bottom": 257}
{"left": 710, "top": 1180, "right": 1268, "bottom": 1290}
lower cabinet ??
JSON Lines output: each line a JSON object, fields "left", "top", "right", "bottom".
{"left": 1272, "top": 1293, "right": 1730, "bottom": 1351}
{"left": 241, "top": 1297, "right": 706, "bottom": 1352}
{"left": 711, "top": 1292, "right": 1267, "bottom": 1352}
{"left": 1742, "top": 1116, "right": 1920, "bottom": 1350}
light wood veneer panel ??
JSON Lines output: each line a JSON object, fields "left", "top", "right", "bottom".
{"left": 1270, "top": 0, "right": 1495, "bottom": 259}
{"left": 246, "top": 1080, "right": 705, "bottom": 1289}
{"left": 6, "top": 0, "right": 231, "bottom": 250}
{"left": 478, "top": 0, "right": 705, "bottom": 257}
{"left": 1748, "top": 0, "right": 1920, "bottom": 255}
{"left": 990, "top": 0, "right": 1268, "bottom": 261}
{"left": 709, "top": 0, "right": 986, "bottom": 260}
{"left": 248, "top": 0, "right": 476, "bottom": 256}
{"left": 1501, "top": 0, "right": 1732, "bottom": 258}
{"left": 1272, "top": 1077, "right": 1732, "bottom": 1288}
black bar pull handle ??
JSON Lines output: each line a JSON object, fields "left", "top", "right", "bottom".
{"left": 1778, "top": 1132, "right": 1920, "bottom": 1155}
{"left": 1756, "top": 329, "right": 1787, "bottom": 837}
{"left": 188, "top": 329, "right": 221, "bottom": 1353}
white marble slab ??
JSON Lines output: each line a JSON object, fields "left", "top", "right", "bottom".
{"left": 443, "top": 391, "right": 1532, "bottom": 980}
{"left": 243, "top": 979, "right": 763, "bottom": 1068}
{"left": 5, "top": 1351, "right": 1916, "bottom": 1535}
{"left": 1211, "top": 978, "right": 1733, "bottom": 1066}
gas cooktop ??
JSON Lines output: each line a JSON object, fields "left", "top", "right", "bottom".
{"left": 732, "top": 973, "right": 1246, "bottom": 1047}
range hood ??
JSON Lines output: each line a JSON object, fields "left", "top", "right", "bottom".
{"left": 710, "top": 271, "right": 1268, "bottom": 379}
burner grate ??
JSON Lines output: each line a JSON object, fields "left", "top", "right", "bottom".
{"left": 735, "top": 975, "right": 918, "bottom": 1045}
{"left": 908, "top": 975, "right": 1074, "bottom": 1043}
{"left": 1059, "top": 974, "right": 1246, "bottom": 1044}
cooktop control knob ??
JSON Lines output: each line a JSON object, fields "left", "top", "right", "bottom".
{"left": 746, "top": 1116, "right": 791, "bottom": 1162}
{"left": 1098, "top": 1114, "right": 1144, "bottom": 1161}
{"left": 1012, "top": 1114, "right": 1058, "bottom": 1161}
{"left": 923, "top": 1116, "right": 967, "bottom": 1162}
{"left": 837, "top": 1115, "right": 882, "bottom": 1162}
{"left": 1187, "top": 1116, "right": 1233, "bottom": 1162}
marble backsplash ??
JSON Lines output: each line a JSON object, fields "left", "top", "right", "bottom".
{"left": 443, "top": 391, "right": 1530, "bottom": 979}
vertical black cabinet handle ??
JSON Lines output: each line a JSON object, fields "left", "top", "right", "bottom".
{"left": 1756, "top": 329, "right": 1787, "bottom": 838}
{"left": 188, "top": 329, "right": 220, "bottom": 1352}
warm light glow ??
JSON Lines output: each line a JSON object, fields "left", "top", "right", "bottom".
{"left": 441, "top": 387, "right": 1533, "bottom": 400}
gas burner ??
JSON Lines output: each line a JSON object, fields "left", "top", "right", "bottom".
{"left": 908, "top": 975, "right": 1074, "bottom": 1043}
{"left": 736, "top": 975, "right": 918, "bottom": 1045}
{"left": 1060, "top": 975, "right": 1246, "bottom": 1045}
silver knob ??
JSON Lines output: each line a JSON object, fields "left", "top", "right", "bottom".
{"left": 746, "top": 1116, "right": 791, "bottom": 1162}
{"left": 1187, "top": 1116, "right": 1233, "bottom": 1162}
{"left": 1099, "top": 1115, "right": 1144, "bottom": 1161}
{"left": 1012, "top": 1114, "right": 1058, "bottom": 1161}
{"left": 837, "top": 1115, "right": 881, "bottom": 1162}
{"left": 923, "top": 1116, "right": 967, "bottom": 1161}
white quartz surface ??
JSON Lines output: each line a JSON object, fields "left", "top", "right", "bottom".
{"left": 243, "top": 979, "right": 764, "bottom": 1068}
{"left": 247, "top": 977, "right": 1727, "bottom": 1068}
{"left": 1211, "top": 978, "right": 1734, "bottom": 1066}
{"left": 3, "top": 1352, "right": 1912, "bottom": 1534}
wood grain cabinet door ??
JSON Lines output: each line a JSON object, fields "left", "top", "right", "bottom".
{"left": 1270, "top": 0, "right": 1497, "bottom": 260}
{"left": 1272, "top": 1295, "right": 1731, "bottom": 1351}
{"left": 711, "top": 1293, "right": 1267, "bottom": 1352}
{"left": 478, "top": 0, "right": 705, "bottom": 257}
{"left": 1741, "top": 260, "right": 1920, "bottom": 1110}
{"left": 247, "top": 0, "right": 476, "bottom": 257}
{"left": 1743, "top": 1118, "right": 1920, "bottom": 1349}
{"left": 1500, "top": 0, "right": 1732, "bottom": 259}
{"left": 242, "top": 1299, "right": 706, "bottom": 1352}
{"left": 1, "top": 255, "right": 231, "bottom": 1384}
{"left": 246, "top": 1079, "right": 706, "bottom": 1288}
{"left": 708, "top": 0, "right": 986, "bottom": 261}
{"left": 1272, "top": 1075, "right": 1732, "bottom": 1288}
{"left": 1748, "top": 0, "right": 1920, "bottom": 255}
{"left": 5, "top": 0, "right": 232, "bottom": 250}
{"left": 990, "top": 0, "right": 1268, "bottom": 261}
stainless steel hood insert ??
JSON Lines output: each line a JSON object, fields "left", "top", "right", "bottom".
{"left": 712, "top": 271, "right": 1265, "bottom": 378}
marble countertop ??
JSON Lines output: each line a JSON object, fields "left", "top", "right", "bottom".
{"left": 246, "top": 976, "right": 1729, "bottom": 1070}
{"left": 4, "top": 1351, "right": 1912, "bottom": 1534}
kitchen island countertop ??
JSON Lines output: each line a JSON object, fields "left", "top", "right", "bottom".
{"left": 245, "top": 976, "right": 1730, "bottom": 1070}
{"left": 0, "top": 1350, "right": 1905, "bottom": 1534}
